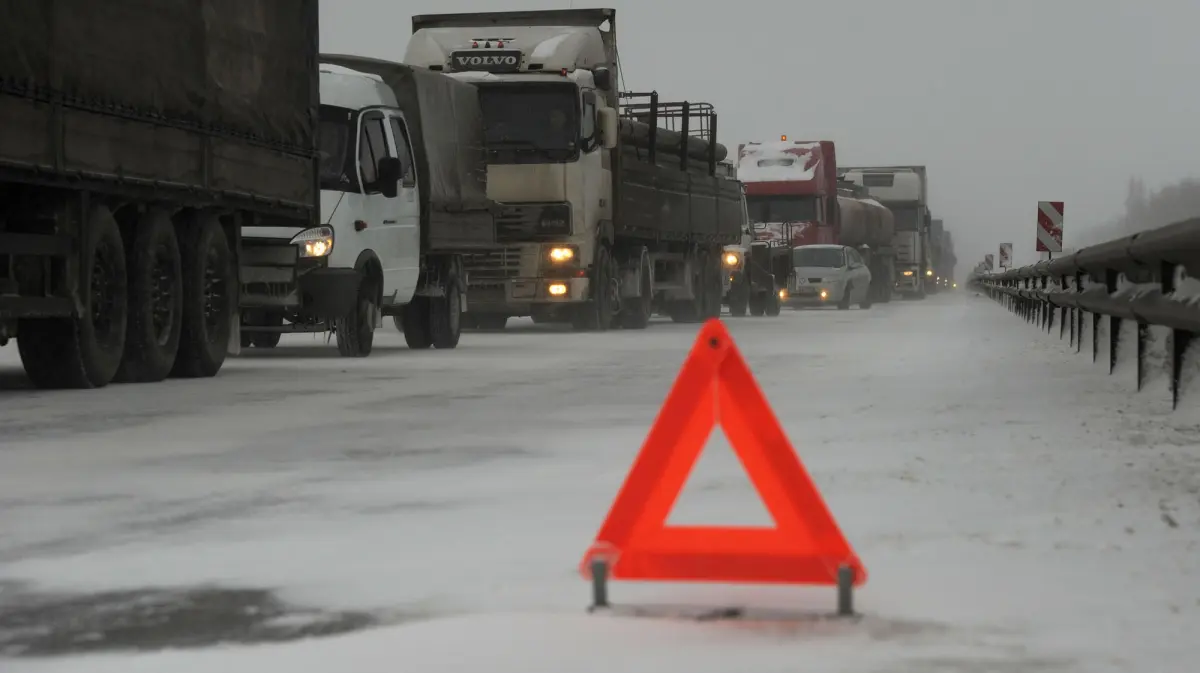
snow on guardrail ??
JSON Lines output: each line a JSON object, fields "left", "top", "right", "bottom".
{"left": 968, "top": 216, "right": 1200, "bottom": 408}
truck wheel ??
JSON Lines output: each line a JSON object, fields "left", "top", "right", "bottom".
{"left": 619, "top": 252, "right": 653, "bottom": 329}
{"left": 115, "top": 210, "right": 183, "bottom": 383}
{"left": 400, "top": 296, "right": 433, "bottom": 348}
{"left": 572, "top": 243, "right": 615, "bottom": 331}
{"left": 668, "top": 249, "right": 706, "bottom": 323}
{"left": 171, "top": 214, "right": 233, "bottom": 378}
{"left": 429, "top": 264, "right": 462, "bottom": 349}
{"left": 748, "top": 292, "right": 766, "bottom": 317}
{"left": 702, "top": 251, "right": 724, "bottom": 319}
{"left": 728, "top": 274, "right": 749, "bottom": 317}
{"left": 336, "top": 274, "right": 377, "bottom": 357}
{"left": 18, "top": 205, "right": 128, "bottom": 389}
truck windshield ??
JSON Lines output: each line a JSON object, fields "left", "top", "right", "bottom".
{"left": 476, "top": 83, "right": 578, "bottom": 163}
{"left": 890, "top": 206, "right": 919, "bottom": 231}
{"left": 318, "top": 105, "right": 359, "bottom": 192}
{"left": 793, "top": 247, "right": 845, "bottom": 268}
{"left": 746, "top": 195, "right": 818, "bottom": 222}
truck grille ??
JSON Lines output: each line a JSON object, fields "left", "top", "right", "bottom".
{"left": 463, "top": 246, "right": 523, "bottom": 285}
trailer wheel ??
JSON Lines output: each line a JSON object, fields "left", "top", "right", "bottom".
{"left": 400, "top": 296, "right": 433, "bottom": 348}
{"left": 337, "top": 274, "right": 377, "bottom": 356}
{"left": 171, "top": 214, "right": 233, "bottom": 378}
{"left": 619, "top": 251, "right": 653, "bottom": 329}
{"left": 114, "top": 210, "right": 182, "bottom": 383}
{"left": 429, "top": 263, "right": 463, "bottom": 349}
{"left": 18, "top": 205, "right": 128, "bottom": 389}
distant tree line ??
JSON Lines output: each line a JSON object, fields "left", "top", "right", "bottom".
{"left": 1076, "top": 176, "right": 1200, "bottom": 246}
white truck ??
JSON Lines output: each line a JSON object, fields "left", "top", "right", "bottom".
{"left": 238, "top": 57, "right": 495, "bottom": 356}
{"left": 840, "top": 165, "right": 931, "bottom": 299}
{"left": 403, "top": 8, "right": 744, "bottom": 330}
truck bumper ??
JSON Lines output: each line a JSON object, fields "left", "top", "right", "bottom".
{"left": 240, "top": 235, "right": 355, "bottom": 319}
{"left": 894, "top": 276, "right": 921, "bottom": 293}
{"left": 297, "top": 267, "right": 359, "bottom": 318}
{"left": 466, "top": 276, "right": 590, "bottom": 315}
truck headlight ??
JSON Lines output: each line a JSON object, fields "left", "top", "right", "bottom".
{"left": 723, "top": 252, "right": 741, "bottom": 267}
{"left": 546, "top": 245, "right": 577, "bottom": 263}
{"left": 902, "top": 270, "right": 914, "bottom": 277}
{"left": 291, "top": 226, "right": 334, "bottom": 258}
{"left": 926, "top": 269, "right": 933, "bottom": 276}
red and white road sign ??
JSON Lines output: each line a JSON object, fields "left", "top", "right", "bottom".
{"left": 1036, "top": 201, "right": 1064, "bottom": 252}
{"left": 999, "top": 243, "right": 1012, "bottom": 268}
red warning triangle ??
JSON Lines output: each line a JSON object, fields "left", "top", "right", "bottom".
{"left": 580, "top": 318, "right": 866, "bottom": 586}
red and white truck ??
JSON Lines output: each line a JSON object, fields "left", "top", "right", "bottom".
{"left": 736, "top": 139, "right": 895, "bottom": 303}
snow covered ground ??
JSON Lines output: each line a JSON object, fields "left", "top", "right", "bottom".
{"left": 1, "top": 293, "right": 1198, "bottom": 672}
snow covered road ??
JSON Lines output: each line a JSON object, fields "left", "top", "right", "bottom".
{"left": 2, "top": 293, "right": 1198, "bottom": 672}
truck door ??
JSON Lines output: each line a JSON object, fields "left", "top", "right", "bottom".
{"left": 383, "top": 114, "right": 420, "bottom": 302}
{"left": 355, "top": 110, "right": 413, "bottom": 304}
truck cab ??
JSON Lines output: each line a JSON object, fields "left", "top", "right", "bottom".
{"left": 403, "top": 11, "right": 619, "bottom": 329}
{"left": 240, "top": 63, "right": 462, "bottom": 356}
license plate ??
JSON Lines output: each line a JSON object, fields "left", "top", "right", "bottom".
{"left": 511, "top": 280, "right": 536, "bottom": 299}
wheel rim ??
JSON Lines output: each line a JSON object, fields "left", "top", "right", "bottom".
{"left": 201, "top": 246, "right": 227, "bottom": 343}
{"left": 149, "top": 243, "right": 177, "bottom": 347}
{"left": 90, "top": 239, "right": 121, "bottom": 350}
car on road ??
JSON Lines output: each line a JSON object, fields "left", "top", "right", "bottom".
{"left": 787, "top": 244, "right": 873, "bottom": 309}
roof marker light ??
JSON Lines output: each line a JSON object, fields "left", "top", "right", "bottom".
{"left": 472, "top": 41, "right": 478, "bottom": 48}
{"left": 781, "top": 134, "right": 787, "bottom": 141}
{"left": 497, "top": 41, "right": 504, "bottom": 47}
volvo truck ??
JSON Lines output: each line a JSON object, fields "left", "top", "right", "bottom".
{"left": 403, "top": 8, "right": 743, "bottom": 330}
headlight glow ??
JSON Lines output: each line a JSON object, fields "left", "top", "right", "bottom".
{"left": 902, "top": 270, "right": 914, "bottom": 277}
{"left": 548, "top": 283, "right": 568, "bottom": 296}
{"left": 723, "top": 252, "right": 740, "bottom": 267}
{"left": 290, "top": 226, "right": 334, "bottom": 258}
{"left": 548, "top": 246, "right": 575, "bottom": 262}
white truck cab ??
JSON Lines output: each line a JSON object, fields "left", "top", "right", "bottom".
{"left": 239, "top": 61, "right": 481, "bottom": 356}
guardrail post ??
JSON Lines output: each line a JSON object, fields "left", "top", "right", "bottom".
{"left": 1106, "top": 269, "right": 1120, "bottom": 375}
{"left": 1135, "top": 322, "right": 1148, "bottom": 391}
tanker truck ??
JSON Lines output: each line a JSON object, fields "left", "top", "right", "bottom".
{"left": 840, "top": 165, "right": 931, "bottom": 299}
{"left": 403, "top": 8, "right": 743, "bottom": 330}
{"left": 737, "top": 138, "right": 895, "bottom": 304}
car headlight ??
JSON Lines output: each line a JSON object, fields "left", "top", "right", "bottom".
{"left": 723, "top": 252, "right": 741, "bottom": 267}
{"left": 545, "top": 244, "right": 577, "bottom": 263}
{"left": 291, "top": 226, "right": 334, "bottom": 257}
{"left": 926, "top": 269, "right": 933, "bottom": 276}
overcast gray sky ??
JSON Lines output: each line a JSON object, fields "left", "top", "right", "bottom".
{"left": 319, "top": 0, "right": 1200, "bottom": 270}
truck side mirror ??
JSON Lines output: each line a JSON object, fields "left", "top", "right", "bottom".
{"left": 596, "top": 106, "right": 618, "bottom": 150}
{"left": 377, "top": 157, "right": 401, "bottom": 198}
{"left": 593, "top": 67, "right": 612, "bottom": 91}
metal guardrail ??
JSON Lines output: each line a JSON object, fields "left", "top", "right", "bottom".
{"left": 968, "top": 217, "right": 1200, "bottom": 408}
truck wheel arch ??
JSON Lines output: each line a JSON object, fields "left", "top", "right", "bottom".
{"left": 597, "top": 219, "right": 615, "bottom": 246}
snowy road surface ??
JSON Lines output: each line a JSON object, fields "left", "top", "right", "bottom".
{"left": 1, "top": 293, "right": 1198, "bottom": 672}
